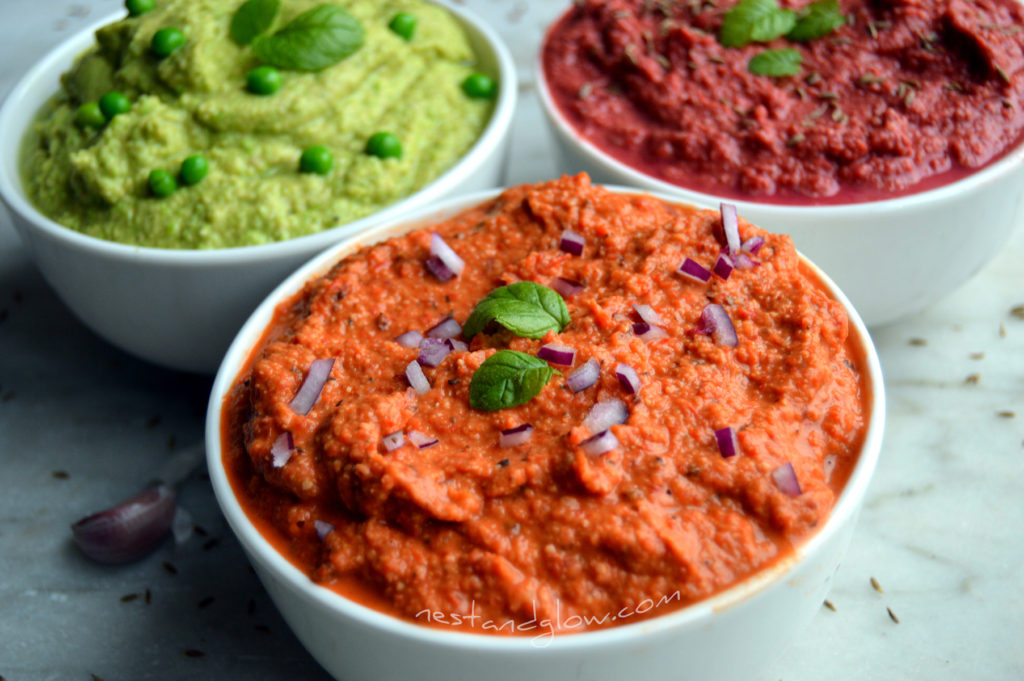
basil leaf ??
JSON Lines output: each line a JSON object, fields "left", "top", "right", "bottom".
{"left": 748, "top": 48, "right": 802, "bottom": 77}
{"left": 230, "top": 0, "right": 279, "bottom": 46}
{"left": 252, "top": 4, "right": 365, "bottom": 72}
{"left": 720, "top": 0, "right": 796, "bottom": 47}
{"left": 469, "top": 350, "right": 557, "bottom": 412}
{"left": 463, "top": 282, "right": 570, "bottom": 339}
{"left": 786, "top": 0, "right": 845, "bottom": 42}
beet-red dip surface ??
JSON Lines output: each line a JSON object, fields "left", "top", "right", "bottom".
{"left": 543, "top": 0, "right": 1024, "bottom": 203}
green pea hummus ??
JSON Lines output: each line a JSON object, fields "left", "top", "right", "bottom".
{"left": 20, "top": 0, "right": 493, "bottom": 249}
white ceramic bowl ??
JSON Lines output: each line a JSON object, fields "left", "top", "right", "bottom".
{"left": 536, "top": 25, "right": 1024, "bottom": 327}
{"left": 205, "top": 187, "right": 886, "bottom": 681}
{"left": 0, "top": 1, "right": 516, "bottom": 374}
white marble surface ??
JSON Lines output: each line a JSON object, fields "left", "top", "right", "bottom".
{"left": 1, "top": 1, "right": 1022, "bottom": 680}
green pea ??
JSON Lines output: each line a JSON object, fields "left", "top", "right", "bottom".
{"left": 148, "top": 169, "right": 177, "bottom": 197}
{"left": 461, "top": 72, "right": 497, "bottom": 99}
{"left": 98, "top": 91, "right": 132, "bottom": 120}
{"left": 125, "top": 0, "right": 155, "bottom": 17}
{"left": 179, "top": 154, "right": 209, "bottom": 186}
{"left": 365, "top": 132, "right": 402, "bottom": 159}
{"left": 388, "top": 13, "right": 417, "bottom": 41}
{"left": 151, "top": 27, "right": 185, "bottom": 58}
{"left": 76, "top": 102, "right": 106, "bottom": 128}
{"left": 246, "top": 65, "right": 282, "bottom": 95}
{"left": 300, "top": 145, "right": 333, "bottom": 175}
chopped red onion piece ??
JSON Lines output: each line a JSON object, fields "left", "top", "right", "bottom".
{"left": 408, "top": 430, "right": 440, "bottom": 449}
{"left": 700, "top": 304, "right": 738, "bottom": 347}
{"left": 615, "top": 363, "right": 642, "bottom": 394}
{"left": 566, "top": 358, "right": 600, "bottom": 393}
{"left": 448, "top": 338, "right": 469, "bottom": 352}
{"left": 314, "top": 520, "right": 334, "bottom": 540}
{"left": 580, "top": 430, "right": 619, "bottom": 456}
{"left": 715, "top": 427, "right": 739, "bottom": 458}
{"left": 70, "top": 484, "right": 176, "bottom": 564}
{"left": 720, "top": 202, "right": 740, "bottom": 254}
{"left": 430, "top": 232, "right": 465, "bottom": 276}
{"left": 679, "top": 257, "right": 712, "bottom": 283}
{"left": 713, "top": 253, "right": 734, "bottom": 280}
{"left": 733, "top": 253, "right": 758, "bottom": 270}
{"left": 537, "top": 343, "right": 576, "bottom": 365}
{"left": 394, "top": 330, "right": 423, "bottom": 348}
{"left": 500, "top": 424, "right": 534, "bottom": 448}
{"left": 560, "top": 229, "right": 585, "bottom": 255}
{"left": 550, "top": 277, "right": 585, "bottom": 298}
{"left": 289, "top": 358, "right": 335, "bottom": 415}
{"left": 271, "top": 432, "right": 294, "bottom": 468}
{"left": 632, "top": 304, "right": 663, "bottom": 325}
{"left": 772, "top": 462, "right": 802, "bottom": 497}
{"left": 741, "top": 235, "right": 765, "bottom": 255}
{"left": 633, "top": 322, "right": 669, "bottom": 342}
{"left": 426, "top": 316, "right": 462, "bottom": 339}
{"left": 584, "top": 398, "right": 629, "bottom": 434}
{"left": 425, "top": 255, "right": 455, "bottom": 282}
{"left": 406, "top": 361, "right": 430, "bottom": 395}
{"left": 417, "top": 337, "right": 451, "bottom": 367}
{"left": 171, "top": 505, "right": 193, "bottom": 547}
{"left": 382, "top": 430, "right": 405, "bottom": 452}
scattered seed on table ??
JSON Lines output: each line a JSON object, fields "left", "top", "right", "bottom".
{"left": 908, "top": 338, "right": 927, "bottom": 346}
{"left": 202, "top": 538, "right": 220, "bottom": 551}
{"left": 145, "top": 588, "right": 152, "bottom": 604}
{"left": 823, "top": 599, "right": 837, "bottom": 611}
{"left": 887, "top": 606, "right": 900, "bottom": 623}
{"left": 120, "top": 593, "right": 140, "bottom": 602}
{"left": 871, "top": 576, "right": 884, "bottom": 593}
{"left": 1010, "top": 304, "right": 1024, "bottom": 320}
{"left": 254, "top": 624, "right": 272, "bottom": 634}
{"left": 965, "top": 374, "right": 980, "bottom": 385}
{"left": 193, "top": 524, "right": 209, "bottom": 537}
{"left": 969, "top": 352, "right": 985, "bottom": 360}
{"left": 91, "top": 674, "right": 106, "bottom": 681}
{"left": 146, "top": 416, "right": 161, "bottom": 429}
{"left": 1000, "top": 322, "right": 1007, "bottom": 338}
{"left": 52, "top": 470, "right": 69, "bottom": 479}
{"left": 998, "top": 411, "right": 1016, "bottom": 419}
{"left": 198, "top": 596, "right": 215, "bottom": 609}
{"left": 183, "top": 649, "right": 206, "bottom": 658}
{"left": 162, "top": 561, "right": 178, "bottom": 575}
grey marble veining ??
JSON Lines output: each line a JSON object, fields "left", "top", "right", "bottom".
{"left": 2, "top": 2, "right": 1023, "bottom": 680}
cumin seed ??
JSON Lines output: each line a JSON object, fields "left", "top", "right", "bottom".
{"left": 577, "top": 82, "right": 592, "bottom": 100}
{"left": 870, "top": 576, "right": 884, "bottom": 593}
{"left": 708, "top": 54, "right": 726, "bottom": 64}
{"left": 969, "top": 352, "right": 985, "bottom": 360}
{"left": 787, "top": 134, "right": 805, "bottom": 147}
{"left": 254, "top": 624, "right": 272, "bottom": 634}
{"left": 965, "top": 373, "right": 981, "bottom": 385}
{"left": 887, "top": 606, "right": 900, "bottom": 623}
{"left": 120, "top": 593, "right": 140, "bottom": 602}
{"left": 198, "top": 596, "right": 215, "bottom": 609}
{"left": 806, "top": 71, "right": 822, "bottom": 85}
{"left": 91, "top": 675, "right": 106, "bottom": 681}
{"left": 145, "top": 588, "right": 152, "bottom": 604}
{"left": 908, "top": 338, "right": 927, "bottom": 346}
{"left": 996, "top": 65, "right": 1011, "bottom": 83}
{"left": 183, "top": 649, "right": 206, "bottom": 658}
{"left": 1010, "top": 305, "right": 1024, "bottom": 319}
{"left": 818, "top": 91, "right": 839, "bottom": 100}
{"left": 997, "top": 410, "right": 1016, "bottom": 419}
{"left": 162, "top": 561, "right": 178, "bottom": 575}
{"left": 823, "top": 599, "right": 837, "bottom": 611}
{"left": 202, "top": 538, "right": 220, "bottom": 551}
{"left": 1001, "top": 322, "right": 1007, "bottom": 338}
{"left": 52, "top": 470, "right": 69, "bottom": 479}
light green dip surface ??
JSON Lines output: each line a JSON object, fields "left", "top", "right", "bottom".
{"left": 21, "top": 0, "right": 493, "bottom": 249}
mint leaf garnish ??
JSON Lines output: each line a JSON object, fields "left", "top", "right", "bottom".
{"left": 720, "top": 0, "right": 796, "bottom": 47}
{"left": 787, "top": 0, "right": 845, "bottom": 42}
{"left": 469, "top": 350, "right": 557, "bottom": 411}
{"left": 462, "top": 282, "right": 570, "bottom": 340}
{"left": 252, "top": 4, "right": 365, "bottom": 72}
{"left": 230, "top": 0, "right": 279, "bottom": 46}
{"left": 748, "top": 48, "right": 803, "bottom": 77}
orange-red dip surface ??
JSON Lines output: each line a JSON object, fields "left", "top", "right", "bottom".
{"left": 543, "top": 0, "right": 1024, "bottom": 203}
{"left": 222, "top": 175, "right": 869, "bottom": 636}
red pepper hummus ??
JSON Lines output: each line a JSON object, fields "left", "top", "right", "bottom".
{"left": 543, "top": 0, "right": 1024, "bottom": 203}
{"left": 222, "top": 174, "right": 870, "bottom": 636}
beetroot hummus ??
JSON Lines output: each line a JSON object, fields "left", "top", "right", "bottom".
{"left": 543, "top": 0, "right": 1024, "bottom": 203}
{"left": 222, "top": 175, "right": 870, "bottom": 636}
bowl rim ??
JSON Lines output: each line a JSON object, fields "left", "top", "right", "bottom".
{"left": 204, "top": 184, "right": 887, "bottom": 652}
{"left": 0, "top": 0, "right": 517, "bottom": 266}
{"left": 534, "top": 8, "right": 1024, "bottom": 217}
